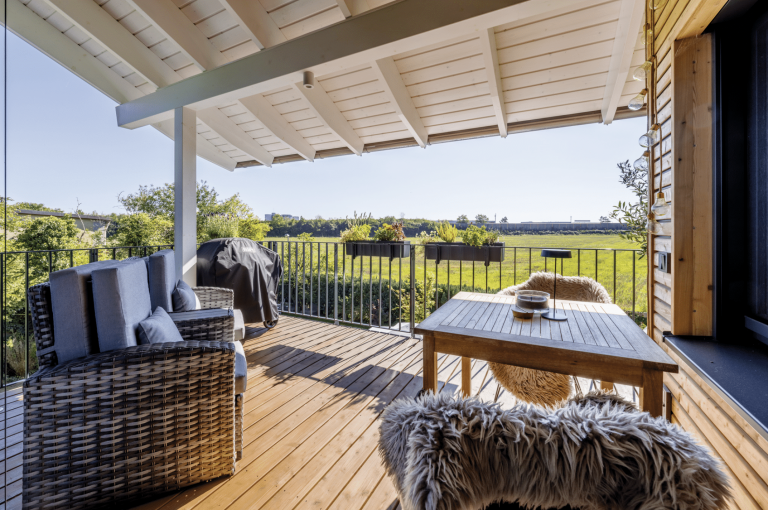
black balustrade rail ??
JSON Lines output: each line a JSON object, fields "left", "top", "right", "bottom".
{"left": 0, "top": 245, "right": 172, "bottom": 385}
{"left": 0, "top": 241, "right": 646, "bottom": 387}
{"left": 269, "top": 241, "right": 646, "bottom": 336}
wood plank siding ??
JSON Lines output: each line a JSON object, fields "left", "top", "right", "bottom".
{"left": 647, "top": 1, "right": 768, "bottom": 508}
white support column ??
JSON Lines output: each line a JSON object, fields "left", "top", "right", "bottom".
{"left": 174, "top": 107, "right": 197, "bottom": 285}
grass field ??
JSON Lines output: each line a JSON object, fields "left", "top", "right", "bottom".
{"left": 266, "top": 234, "right": 647, "bottom": 317}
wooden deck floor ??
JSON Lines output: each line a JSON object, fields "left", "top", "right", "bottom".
{"left": 0, "top": 316, "right": 635, "bottom": 510}
{"left": 134, "top": 315, "right": 521, "bottom": 510}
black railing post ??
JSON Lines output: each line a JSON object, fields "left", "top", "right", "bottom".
{"left": 25, "top": 253, "right": 30, "bottom": 378}
{"left": 410, "top": 245, "right": 416, "bottom": 338}
{"left": 334, "top": 243, "right": 339, "bottom": 325}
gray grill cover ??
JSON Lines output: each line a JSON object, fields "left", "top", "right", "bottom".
{"left": 197, "top": 238, "right": 282, "bottom": 324}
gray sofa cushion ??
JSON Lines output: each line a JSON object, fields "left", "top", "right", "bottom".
{"left": 234, "top": 309, "right": 245, "bottom": 342}
{"left": 148, "top": 249, "right": 175, "bottom": 312}
{"left": 49, "top": 260, "right": 123, "bottom": 363}
{"left": 172, "top": 280, "right": 200, "bottom": 311}
{"left": 92, "top": 259, "right": 152, "bottom": 352}
{"left": 137, "top": 307, "right": 184, "bottom": 345}
{"left": 234, "top": 340, "right": 247, "bottom": 394}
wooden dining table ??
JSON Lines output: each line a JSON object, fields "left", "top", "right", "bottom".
{"left": 414, "top": 292, "right": 678, "bottom": 417}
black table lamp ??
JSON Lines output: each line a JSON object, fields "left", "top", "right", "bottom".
{"left": 541, "top": 249, "right": 572, "bottom": 321}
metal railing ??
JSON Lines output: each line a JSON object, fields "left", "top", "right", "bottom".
{"left": 1, "top": 245, "right": 172, "bottom": 385}
{"left": 0, "top": 241, "right": 646, "bottom": 387}
{"left": 270, "top": 241, "right": 646, "bottom": 334}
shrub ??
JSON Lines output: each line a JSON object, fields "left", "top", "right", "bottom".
{"left": 416, "top": 231, "right": 438, "bottom": 244}
{"left": 200, "top": 214, "right": 239, "bottom": 241}
{"left": 373, "top": 222, "right": 405, "bottom": 242}
{"left": 461, "top": 225, "right": 496, "bottom": 247}
{"left": 5, "top": 337, "right": 36, "bottom": 377}
{"left": 339, "top": 224, "right": 371, "bottom": 243}
{"left": 239, "top": 217, "right": 271, "bottom": 241}
{"left": 435, "top": 221, "right": 458, "bottom": 242}
{"left": 115, "top": 213, "right": 173, "bottom": 246}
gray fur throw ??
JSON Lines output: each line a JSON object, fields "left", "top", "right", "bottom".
{"left": 378, "top": 391, "right": 730, "bottom": 510}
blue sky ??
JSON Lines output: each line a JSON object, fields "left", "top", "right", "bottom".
{"left": 6, "top": 31, "right": 645, "bottom": 223}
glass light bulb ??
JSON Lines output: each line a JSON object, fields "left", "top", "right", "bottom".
{"left": 650, "top": 0, "right": 669, "bottom": 10}
{"left": 628, "top": 89, "right": 648, "bottom": 111}
{"left": 651, "top": 191, "right": 670, "bottom": 220}
{"left": 645, "top": 26, "right": 654, "bottom": 47}
{"left": 633, "top": 151, "right": 650, "bottom": 172}
{"left": 633, "top": 61, "right": 653, "bottom": 81}
{"left": 639, "top": 124, "right": 661, "bottom": 147}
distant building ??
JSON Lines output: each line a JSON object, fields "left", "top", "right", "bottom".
{"left": 265, "top": 213, "right": 301, "bottom": 221}
{"left": 573, "top": 220, "right": 591, "bottom": 223}
{"left": 16, "top": 209, "right": 111, "bottom": 232}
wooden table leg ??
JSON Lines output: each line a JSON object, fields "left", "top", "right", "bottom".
{"left": 640, "top": 369, "right": 663, "bottom": 417}
{"left": 461, "top": 357, "right": 471, "bottom": 397}
{"left": 422, "top": 334, "right": 438, "bottom": 394}
{"left": 600, "top": 381, "right": 614, "bottom": 391}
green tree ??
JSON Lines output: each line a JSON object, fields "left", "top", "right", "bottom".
{"left": 239, "top": 217, "right": 271, "bottom": 241}
{"left": 500, "top": 216, "right": 508, "bottom": 223}
{"left": 16, "top": 216, "right": 79, "bottom": 251}
{"left": 475, "top": 214, "right": 489, "bottom": 225}
{"left": 457, "top": 214, "right": 469, "bottom": 223}
{"left": 114, "top": 213, "right": 173, "bottom": 247}
{"left": 270, "top": 214, "right": 289, "bottom": 229}
{"left": 119, "top": 181, "right": 252, "bottom": 218}
{"left": 610, "top": 160, "right": 648, "bottom": 257}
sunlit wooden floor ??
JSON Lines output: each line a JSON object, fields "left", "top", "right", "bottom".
{"left": 0, "top": 315, "right": 636, "bottom": 510}
{"left": 130, "top": 315, "right": 522, "bottom": 510}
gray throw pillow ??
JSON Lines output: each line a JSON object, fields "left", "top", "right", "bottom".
{"left": 137, "top": 307, "right": 184, "bottom": 345}
{"left": 172, "top": 280, "right": 200, "bottom": 311}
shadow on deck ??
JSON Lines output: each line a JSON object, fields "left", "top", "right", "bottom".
{"left": 2, "top": 315, "right": 623, "bottom": 510}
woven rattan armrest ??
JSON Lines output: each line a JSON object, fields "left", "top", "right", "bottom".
{"left": 23, "top": 341, "right": 237, "bottom": 510}
{"left": 193, "top": 286, "right": 234, "bottom": 309}
{"left": 170, "top": 308, "right": 235, "bottom": 342}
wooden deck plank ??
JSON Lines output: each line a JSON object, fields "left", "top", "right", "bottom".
{"left": 184, "top": 341, "right": 417, "bottom": 509}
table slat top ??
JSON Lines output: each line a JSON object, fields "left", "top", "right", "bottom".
{"left": 415, "top": 292, "right": 677, "bottom": 372}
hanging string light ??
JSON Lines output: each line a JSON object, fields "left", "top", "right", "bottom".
{"left": 633, "top": 61, "right": 653, "bottom": 81}
{"left": 639, "top": 125, "right": 661, "bottom": 147}
{"left": 628, "top": 89, "right": 648, "bottom": 111}
{"left": 651, "top": 190, "right": 670, "bottom": 220}
{"left": 644, "top": 24, "right": 654, "bottom": 47}
{"left": 633, "top": 151, "right": 650, "bottom": 172}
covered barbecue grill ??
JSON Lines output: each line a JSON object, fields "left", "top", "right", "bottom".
{"left": 197, "top": 238, "right": 283, "bottom": 328}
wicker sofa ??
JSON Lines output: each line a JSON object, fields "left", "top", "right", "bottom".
{"left": 23, "top": 254, "right": 247, "bottom": 510}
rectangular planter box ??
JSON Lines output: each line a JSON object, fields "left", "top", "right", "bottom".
{"left": 424, "top": 242, "right": 505, "bottom": 265}
{"left": 347, "top": 241, "right": 411, "bottom": 260}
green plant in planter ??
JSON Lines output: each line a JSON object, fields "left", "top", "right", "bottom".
{"left": 373, "top": 222, "right": 405, "bottom": 242}
{"left": 435, "top": 221, "right": 458, "bottom": 242}
{"left": 339, "top": 224, "right": 371, "bottom": 243}
{"left": 461, "top": 225, "right": 499, "bottom": 247}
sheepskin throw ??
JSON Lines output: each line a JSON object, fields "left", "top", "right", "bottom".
{"left": 497, "top": 271, "right": 612, "bottom": 304}
{"left": 378, "top": 391, "right": 731, "bottom": 510}
{"left": 488, "top": 272, "right": 612, "bottom": 407}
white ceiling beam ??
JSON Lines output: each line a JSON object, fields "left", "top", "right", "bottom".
{"left": 154, "top": 119, "right": 237, "bottom": 171}
{"left": 3, "top": 0, "right": 143, "bottom": 104}
{"left": 220, "top": 0, "right": 286, "bottom": 50}
{"left": 239, "top": 95, "right": 316, "bottom": 161}
{"left": 126, "top": 0, "right": 228, "bottom": 72}
{"left": 600, "top": 0, "right": 645, "bottom": 124}
{"left": 42, "top": 0, "right": 180, "bottom": 89}
{"left": 336, "top": 0, "right": 352, "bottom": 18}
{"left": 480, "top": 28, "right": 508, "bottom": 138}
{"left": 197, "top": 108, "right": 274, "bottom": 167}
{"left": 371, "top": 57, "right": 428, "bottom": 148}
{"left": 117, "top": 0, "right": 604, "bottom": 129}
{"left": 292, "top": 81, "right": 364, "bottom": 156}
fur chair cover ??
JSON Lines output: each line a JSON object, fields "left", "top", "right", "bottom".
{"left": 378, "top": 391, "right": 731, "bottom": 510}
{"left": 488, "top": 272, "right": 612, "bottom": 407}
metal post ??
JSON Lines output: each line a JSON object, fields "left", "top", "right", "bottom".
{"left": 410, "top": 246, "right": 416, "bottom": 338}
{"left": 334, "top": 244, "right": 339, "bottom": 325}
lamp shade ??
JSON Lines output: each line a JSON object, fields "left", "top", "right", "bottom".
{"left": 541, "top": 249, "right": 572, "bottom": 259}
